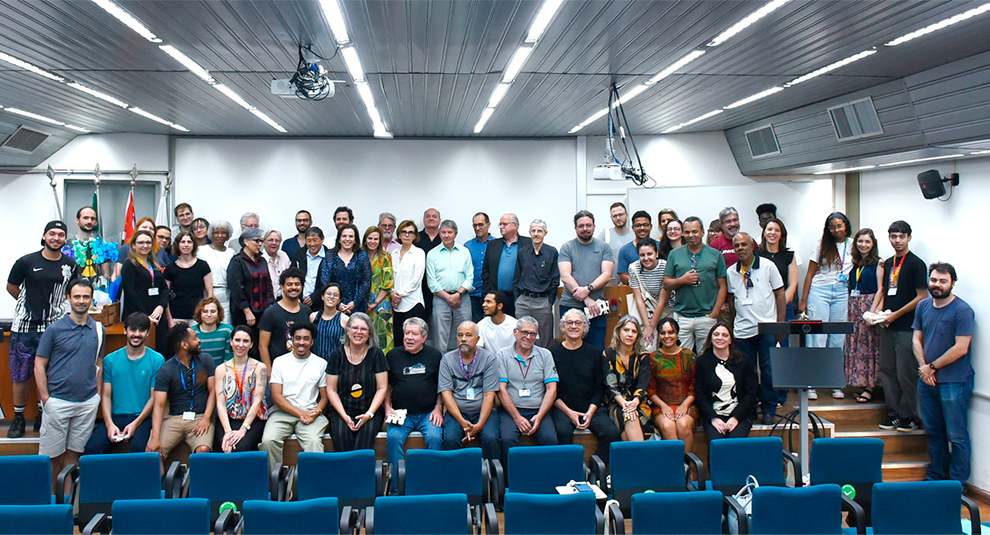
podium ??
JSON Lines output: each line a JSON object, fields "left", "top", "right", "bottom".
{"left": 758, "top": 320, "right": 854, "bottom": 481}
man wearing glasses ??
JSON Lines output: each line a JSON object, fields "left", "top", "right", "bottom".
{"left": 482, "top": 213, "right": 531, "bottom": 318}
{"left": 496, "top": 316, "right": 558, "bottom": 468}
{"left": 281, "top": 210, "right": 312, "bottom": 259}
{"left": 463, "top": 212, "right": 493, "bottom": 322}
{"left": 616, "top": 211, "right": 654, "bottom": 286}
{"left": 726, "top": 233, "right": 786, "bottom": 424}
{"left": 378, "top": 212, "right": 400, "bottom": 255}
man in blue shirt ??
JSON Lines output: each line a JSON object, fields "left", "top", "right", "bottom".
{"left": 463, "top": 212, "right": 492, "bottom": 323}
{"left": 913, "top": 262, "right": 975, "bottom": 482}
{"left": 426, "top": 220, "right": 475, "bottom": 351}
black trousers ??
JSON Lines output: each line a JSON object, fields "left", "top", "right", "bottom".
{"left": 702, "top": 416, "right": 753, "bottom": 441}
{"left": 551, "top": 407, "right": 621, "bottom": 464}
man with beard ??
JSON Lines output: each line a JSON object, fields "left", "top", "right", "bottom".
{"left": 708, "top": 207, "right": 745, "bottom": 267}
{"left": 599, "top": 203, "right": 634, "bottom": 285}
{"left": 259, "top": 268, "right": 312, "bottom": 368}
{"left": 147, "top": 323, "right": 217, "bottom": 462}
{"left": 913, "top": 262, "right": 975, "bottom": 482}
{"left": 439, "top": 321, "right": 500, "bottom": 460}
{"left": 378, "top": 212, "right": 400, "bottom": 255}
{"left": 559, "top": 211, "right": 614, "bottom": 349}
{"left": 477, "top": 292, "right": 517, "bottom": 354}
{"left": 66, "top": 206, "right": 111, "bottom": 282}
{"left": 333, "top": 206, "right": 354, "bottom": 229}
{"left": 281, "top": 210, "right": 312, "bottom": 259}
{"left": 384, "top": 317, "right": 444, "bottom": 468}
{"left": 6, "top": 220, "right": 79, "bottom": 437}
{"left": 85, "top": 312, "right": 164, "bottom": 454}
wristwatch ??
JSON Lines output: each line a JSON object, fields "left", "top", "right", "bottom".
{"left": 242, "top": 422, "right": 251, "bottom": 431}
{"left": 587, "top": 283, "right": 596, "bottom": 292}
{"left": 929, "top": 363, "right": 937, "bottom": 371}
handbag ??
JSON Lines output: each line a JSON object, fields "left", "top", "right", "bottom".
{"left": 732, "top": 475, "right": 760, "bottom": 516}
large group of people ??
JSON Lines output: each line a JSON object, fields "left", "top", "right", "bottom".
{"left": 5, "top": 200, "right": 975, "bottom": 488}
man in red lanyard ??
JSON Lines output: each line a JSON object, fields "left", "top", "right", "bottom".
{"left": 876, "top": 221, "right": 928, "bottom": 432}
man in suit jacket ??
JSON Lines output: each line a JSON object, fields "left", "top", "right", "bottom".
{"left": 481, "top": 213, "right": 531, "bottom": 318}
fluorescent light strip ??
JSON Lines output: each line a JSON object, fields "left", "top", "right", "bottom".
{"left": 646, "top": 50, "right": 705, "bottom": 85}
{"left": 90, "top": 0, "right": 161, "bottom": 42}
{"left": 159, "top": 45, "right": 214, "bottom": 83}
{"left": 724, "top": 86, "right": 784, "bottom": 109}
{"left": 318, "top": 0, "right": 351, "bottom": 45}
{"left": 785, "top": 50, "right": 876, "bottom": 87}
{"left": 614, "top": 84, "right": 649, "bottom": 106}
{"left": 971, "top": 149, "right": 990, "bottom": 155}
{"left": 487, "top": 83, "right": 512, "bottom": 109}
{"left": 474, "top": 108, "right": 495, "bottom": 134}
{"left": 0, "top": 51, "right": 65, "bottom": 82}
{"left": 354, "top": 81, "right": 390, "bottom": 137}
{"left": 526, "top": 0, "right": 565, "bottom": 43}
{"left": 340, "top": 46, "right": 366, "bottom": 83}
{"left": 661, "top": 109, "right": 723, "bottom": 134}
{"left": 213, "top": 84, "right": 252, "bottom": 110}
{"left": 4, "top": 107, "right": 64, "bottom": 125}
{"left": 708, "top": 0, "right": 791, "bottom": 47}
{"left": 878, "top": 154, "right": 964, "bottom": 167}
{"left": 813, "top": 165, "right": 876, "bottom": 175}
{"left": 885, "top": 3, "right": 990, "bottom": 47}
{"left": 249, "top": 109, "right": 287, "bottom": 133}
{"left": 65, "top": 124, "right": 91, "bottom": 133}
{"left": 502, "top": 47, "right": 533, "bottom": 83}
{"left": 130, "top": 107, "right": 188, "bottom": 132}
{"left": 66, "top": 82, "right": 129, "bottom": 108}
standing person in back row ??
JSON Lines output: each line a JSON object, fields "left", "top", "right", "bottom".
{"left": 660, "top": 217, "right": 727, "bottom": 352}
{"left": 6, "top": 220, "right": 79, "bottom": 438}
{"left": 482, "top": 213, "right": 531, "bottom": 318}
{"left": 559, "top": 211, "right": 614, "bottom": 349}
{"left": 513, "top": 219, "right": 558, "bottom": 347}
{"left": 599, "top": 203, "right": 634, "bottom": 285}
{"left": 875, "top": 221, "right": 928, "bottom": 432}
{"left": 913, "top": 262, "right": 975, "bottom": 482}
{"left": 426, "top": 220, "right": 474, "bottom": 351}
{"left": 417, "top": 208, "right": 443, "bottom": 325}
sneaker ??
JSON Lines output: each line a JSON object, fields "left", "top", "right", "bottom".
{"left": 32, "top": 410, "right": 42, "bottom": 433}
{"left": 832, "top": 389, "right": 845, "bottom": 399}
{"left": 896, "top": 418, "right": 919, "bottom": 432}
{"left": 807, "top": 389, "right": 818, "bottom": 400}
{"left": 6, "top": 414, "right": 26, "bottom": 439}
{"left": 762, "top": 413, "right": 776, "bottom": 425}
{"left": 879, "top": 416, "right": 901, "bottom": 430}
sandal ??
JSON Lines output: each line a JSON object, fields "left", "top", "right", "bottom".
{"left": 856, "top": 389, "right": 873, "bottom": 403}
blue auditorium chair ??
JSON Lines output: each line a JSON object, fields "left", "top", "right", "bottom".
{"left": 810, "top": 437, "right": 884, "bottom": 526}
{"left": 184, "top": 452, "right": 274, "bottom": 528}
{"left": 872, "top": 480, "right": 981, "bottom": 535}
{"left": 0, "top": 454, "right": 71, "bottom": 506}
{"left": 503, "top": 492, "right": 602, "bottom": 535}
{"left": 295, "top": 450, "right": 385, "bottom": 533}
{"left": 77, "top": 452, "right": 163, "bottom": 530}
{"left": 747, "top": 484, "right": 863, "bottom": 535}
{"left": 602, "top": 440, "right": 706, "bottom": 514}
{"left": 707, "top": 437, "right": 797, "bottom": 495}
{"left": 396, "top": 448, "right": 496, "bottom": 534}
{"left": 505, "top": 444, "right": 594, "bottom": 497}
{"left": 239, "top": 497, "right": 346, "bottom": 535}
{"left": 366, "top": 493, "right": 471, "bottom": 535}
{"left": 631, "top": 491, "right": 725, "bottom": 535}
{"left": 110, "top": 498, "right": 211, "bottom": 535}
{"left": 0, "top": 504, "right": 74, "bottom": 535}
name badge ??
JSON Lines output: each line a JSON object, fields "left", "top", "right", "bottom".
{"left": 738, "top": 296, "right": 753, "bottom": 306}
{"left": 465, "top": 387, "right": 477, "bottom": 400}
{"left": 837, "top": 273, "right": 849, "bottom": 282}
{"left": 403, "top": 363, "right": 426, "bottom": 375}
{"left": 887, "top": 287, "right": 897, "bottom": 296}
{"left": 182, "top": 411, "right": 196, "bottom": 421}
{"left": 849, "top": 290, "right": 861, "bottom": 297}
{"left": 518, "top": 388, "right": 532, "bottom": 398}
{"left": 148, "top": 287, "right": 160, "bottom": 296}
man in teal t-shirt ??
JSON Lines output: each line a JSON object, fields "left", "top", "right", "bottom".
{"left": 662, "top": 216, "right": 727, "bottom": 351}
{"left": 84, "top": 312, "right": 164, "bottom": 453}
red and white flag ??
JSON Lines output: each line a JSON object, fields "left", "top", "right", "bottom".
{"left": 122, "top": 190, "right": 136, "bottom": 242}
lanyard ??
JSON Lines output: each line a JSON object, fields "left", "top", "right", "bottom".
{"left": 515, "top": 355, "right": 532, "bottom": 381}
{"left": 231, "top": 359, "right": 250, "bottom": 404}
{"left": 890, "top": 253, "right": 908, "bottom": 287}
{"left": 458, "top": 350, "right": 478, "bottom": 380}
{"left": 838, "top": 239, "right": 848, "bottom": 269}
{"left": 179, "top": 359, "right": 197, "bottom": 411}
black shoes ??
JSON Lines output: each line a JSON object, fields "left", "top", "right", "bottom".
{"left": 878, "top": 416, "right": 900, "bottom": 430}
{"left": 762, "top": 413, "right": 776, "bottom": 425}
{"left": 33, "top": 410, "right": 42, "bottom": 432}
{"left": 6, "top": 414, "right": 26, "bottom": 438}
{"left": 896, "top": 418, "right": 919, "bottom": 432}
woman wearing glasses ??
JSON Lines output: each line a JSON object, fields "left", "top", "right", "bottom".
{"left": 326, "top": 313, "right": 388, "bottom": 451}
{"left": 227, "top": 227, "right": 274, "bottom": 336}
{"left": 390, "top": 220, "right": 427, "bottom": 342}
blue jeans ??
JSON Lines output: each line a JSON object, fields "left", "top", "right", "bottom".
{"left": 442, "top": 410, "right": 501, "bottom": 461}
{"left": 84, "top": 414, "right": 153, "bottom": 454}
{"left": 386, "top": 412, "right": 443, "bottom": 467}
{"left": 918, "top": 377, "right": 973, "bottom": 482}
{"left": 498, "top": 407, "right": 559, "bottom": 469}
{"left": 736, "top": 335, "right": 777, "bottom": 415}
{"left": 561, "top": 305, "right": 606, "bottom": 350}
{"left": 806, "top": 283, "right": 848, "bottom": 349}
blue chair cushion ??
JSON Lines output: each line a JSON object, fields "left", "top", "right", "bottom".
{"left": 405, "top": 449, "right": 483, "bottom": 498}
{"left": 0, "top": 504, "right": 73, "bottom": 535}
{"left": 751, "top": 484, "right": 843, "bottom": 535}
{"left": 872, "top": 480, "right": 964, "bottom": 535}
{"left": 507, "top": 445, "right": 585, "bottom": 495}
{"left": 373, "top": 493, "right": 469, "bottom": 535}
{"left": 297, "top": 450, "right": 376, "bottom": 502}
{"left": 0, "top": 456, "right": 52, "bottom": 505}
{"left": 504, "top": 492, "right": 599, "bottom": 535}
{"left": 709, "top": 437, "right": 787, "bottom": 491}
{"left": 242, "top": 497, "right": 339, "bottom": 535}
{"left": 188, "top": 452, "right": 269, "bottom": 502}
{"left": 810, "top": 438, "right": 884, "bottom": 485}
{"left": 632, "top": 491, "right": 723, "bottom": 535}
{"left": 79, "top": 452, "right": 163, "bottom": 503}
{"left": 111, "top": 498, "right": 211, "bottom": 535}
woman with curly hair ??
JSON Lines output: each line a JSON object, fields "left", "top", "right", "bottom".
{"left": 603, "top": 315, "right": 652, "bottom": 441}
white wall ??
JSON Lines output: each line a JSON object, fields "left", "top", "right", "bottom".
{"left": 859, "top": 157, "right": 988, "bottom": 491}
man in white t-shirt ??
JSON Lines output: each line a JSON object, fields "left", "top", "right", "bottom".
{"left": 259, "top": 322, "right": 328, "bottom": 468}
{"left": 477, "top": 292, "right": 518, "bottom": 354}
{"left": 598, "top": 202, "right": 634, "bottom": 285}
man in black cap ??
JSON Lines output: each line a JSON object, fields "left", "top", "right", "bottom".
{"left": 5, "top": 221, "right": 80, "bottom": 437}
{"left": 756, "top": 203, "right": 777, "bottom": 230}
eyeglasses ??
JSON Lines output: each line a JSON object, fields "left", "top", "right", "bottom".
{"left": 296, "top": 218, "right": 311, "bottom": 223}
{"left": 380, "top": 223, "right": 395, "bottom": 229}
{"left": 564, "top": 320, "right": 584, "bottom": 327}
{"left": 251, "top": 238, "right": 264, "bottom": 243}
{"left": 518, "top": 330, "right": 538, "bottom": 338}
{"left": 472, "top": 223, "right": 487, "bottom": 228}
{"left": 350, "top": 326, "right": 369, "bottom": 333}
{"left": 400, "top": 230, "right": 415, "bottom": 235}
{"left": 632, "top": 223, "right": 651, "bottom": 229}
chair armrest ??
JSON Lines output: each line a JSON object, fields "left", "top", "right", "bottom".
{"left": 484, "top": 503, "right": 498, "bottom": 535}
{"left": 963, "top": 495, "right": 982, "bottom": 534}
{"left": 56, "top": 463, "right": 78, "bottom": 505}
{"left": 841, "top": 494, "right": 866, "bottom": 535}
{"left": 724, "top": 495, "right": 749, "bottom": 535}
{"left": 339, "top": 505, "right": 353, "bottom": 535}
{"left": 489, "top": 459, "right": 505, "bottom": 510}
{"left": 606, "top": 500, "right": 625, "bottom": 535}
{"left": 588, "top": 455, "right": 606, "bottom": 488}
{"left": 395, "top": 458, "right": 406, "bottom": 495}
{"left": 685, "top": 452, "right": 706, "bottom": 490}
{"left": 595, "top": 502, "right": 605, "bottom": 535}
{"left": 376, "top": 460, "right": 386, "bottom": 496}
{"left": 164, "top": 461, "right": 188, "bottom": 498}
{"left": 365, "top": 506, "right": 375, "bottom": 535}
{"left": 215, "top": 507, "right": 238, "bottom": 535}
{"left": 82, "top": 512, "right": 108, "bottom": 535}
{"left": 481, "top": 460, "right": 492, "bottom": 504}
{"left": 781, "top": 451, "right": 799, "bottom": 486}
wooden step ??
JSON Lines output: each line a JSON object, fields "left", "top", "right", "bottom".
{"left": 833, "top": 428, "right": 929, "bottom": 455}
{"left": 784, "top": 403, "right": 889, "bottom": 428}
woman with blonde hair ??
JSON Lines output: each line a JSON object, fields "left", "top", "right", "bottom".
{"left": 363, "top": 226, "right": 394, "bottom": 352}
{"left": 604, "top": 315, "right": 652, "bottom": 441}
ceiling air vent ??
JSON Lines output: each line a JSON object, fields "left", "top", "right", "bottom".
{"left": 828, "top": 97, "right": 883, "bottom": 141}
{"left": 745, "top": 125, "right": 780, "bottom": 159}
{"left": 0, "top": 126, "right": 49, "bottom": 153}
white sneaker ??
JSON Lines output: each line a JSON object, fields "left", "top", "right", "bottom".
{"left": 832, "top": 389, "right": 845, "bottom": 399}
{"left": 807, "top": 389, "right": 818, "bottom": 400}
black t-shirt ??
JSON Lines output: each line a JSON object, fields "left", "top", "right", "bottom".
{"left": 386, "top": 346, "right": 442, "bottom": 414}
{"left": 550, "top": 341, "right": 606, "bottom": 411}
{"left": 757, "top": 249, "right": 794, "bottom": 290}
{"left": 882, "top": 251, "right": 927, "bottom": 331}
{"left": 327, "top": 346, "right": 389, "bottom": 416}
{"left": 7, "top": 251, "right": 79, "bottom": 333}
{"left": 154, "top": 353, "right": 216, "bottom": 415}
{"left": 259, "top": 302, "right": 312, "bottom": 359}
{"left": 163, "top": 259, "right": 212, "bottom": 319}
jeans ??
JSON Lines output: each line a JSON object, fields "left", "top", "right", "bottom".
{"left": 673, "top": 313, "right": 717, "bottom": 353}
{"left": 560, "top": 305, "right": 606, "bottom": 350}
{"left": 736, "top": 335, "right": 777, "bottom": 415}
{"left": 918, "top": 376, "right": 973, "bottom": 482}
{"left": 386, "top": 412, "right": 443, "bottom": 467}
{"left": 806, "top": 283, "right": 848, "bottom": 349}
{"left": 442, "top": 410, "right": 500, "bottom": 461}
{"left": 498, "top": 407, "right": 559, "bottom": 469}
{"left": 84, "top": 414, "right": 153, "bottom": 454}
{"left": 431, "top": 295, "right": 472, "bottom": 351}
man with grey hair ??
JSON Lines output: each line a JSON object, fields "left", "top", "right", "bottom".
{"left": 439, "top": 321, "right": 500, "bottom": 460}
{"left": 482, "top": 213, "right": 531, "bottom": 318}
{"left": 550, "top": 309, "right": 619, "bottom": 463}
{"left": 559, "top": 210, "right": 614, "bottom": 350}
{"left": 709, "top": 206, "right": 751, "bottom": 268}
{"left": 229, "top": 212, "right": 261, "bottom": 253}
{"left": 513, "top": 219, "right": 558, "bottom": 346}
{"left": 378, "top": 212, "right": 400, "bottom": 254}
{"left": 464, "top": 212, "right": 493, "bottom": 322}
{"left": 426, "top": 219, "right": 474, "bottom": 350}
{"left": 384, "top": 317, "right": 443, "bottom": 468}
{"left": 496, "top": 315, "right": 558, "bottom": 468}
